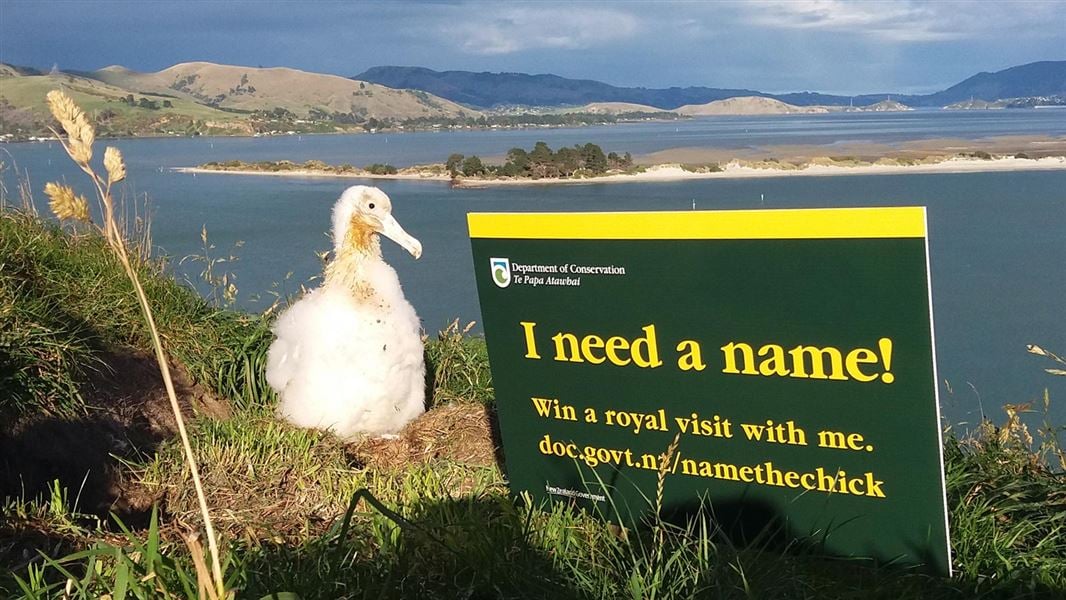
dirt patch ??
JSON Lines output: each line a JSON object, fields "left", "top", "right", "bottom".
{"left": 0, "top": 349, "right": 228, "bottom": 520}
{"left": 0, "top": 517, "right": 85, "bottom": 580}
{"left": 347, "top": 402, "right": 499, "bottom": 471}
{"left": 87, "top": 350, "right": 230, "bottom": 437}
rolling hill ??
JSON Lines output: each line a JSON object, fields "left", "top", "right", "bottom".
{"left": 564, "top": 102, "right": 671, "bottom": 114}
{"left": 91, "top": 62, "right": 478, "bottom": 121}
{"left": 0, "top": 69, "right": 248, "bottom": 137}
{"left": 1, "top": 61, "right": 483, "bottom": 139}
{"left": 676, "top": 97, "right": 831, "bottom": 116}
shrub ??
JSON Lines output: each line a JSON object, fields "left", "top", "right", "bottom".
{"left": 365, "top": 163, "right": 398, "bottom": 175}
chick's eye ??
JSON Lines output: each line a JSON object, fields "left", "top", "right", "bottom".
{"left": 368, "top": 203, "right": 375, "bottom": 209}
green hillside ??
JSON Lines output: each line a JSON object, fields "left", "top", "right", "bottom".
{"left": 0, "top": 71, "right": 248, "bottom": 138}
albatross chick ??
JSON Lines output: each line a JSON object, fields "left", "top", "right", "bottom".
{"left": 266, "top": 185, "right": 425, "bottom": 439}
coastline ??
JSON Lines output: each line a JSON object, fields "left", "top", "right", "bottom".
{"left": 175, "top": 155, "right": 1066, "bottom": 186}
{"left": 173, "top": 166, "right": 452, "bottom": 182}
{"left": 466, "top": 156, "right": 1066, "bottom": 186}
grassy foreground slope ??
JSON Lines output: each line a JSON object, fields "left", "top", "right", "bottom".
{"left": 1, "top": 206, "right": 1064, "bottom": 599}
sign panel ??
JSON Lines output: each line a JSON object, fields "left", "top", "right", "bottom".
{"left": 469, "top": 207, "right": 951, "bottom": 575}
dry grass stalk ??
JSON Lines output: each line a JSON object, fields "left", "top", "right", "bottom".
{"left": 656, "top": 432, "right": 681, "bottom": 518}
{"left": 44, "top": 89, "right": 227, "bottom": 598}
{"left": 1027, "top": 344, "right": 1066, "bottom": 376}
{"left": 999, "top": 402, "right": 1035, "bottom": 451}
{"left": 0, "top": 154, "right": 41, "bottom": 216}
{"left": 184, "top": 532, "right": 223, "bottom": 600}
{"left": 649, "top": 433, "right": 681, "bottom": 569}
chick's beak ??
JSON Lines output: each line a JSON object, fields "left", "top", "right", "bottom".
{"left": 380, "top": 214, "right": 422, "bottom": 259}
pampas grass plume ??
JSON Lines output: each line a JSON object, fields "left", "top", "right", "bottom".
{"left": 104, "top": 146, "right": 127, "bottom": 184}
{"left": 43, "top": 182, "right": 90, "bottom": 223}
{"left": 46, "top": 89, "right": 94, "bottom": 165}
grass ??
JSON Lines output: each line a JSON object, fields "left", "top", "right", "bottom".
{"left": 2, "top": 182, "right": 1066, "bottom": 597}
{"left": 944, "top": 407, "right": 1066, "bottom": 590}
{"left": 0, "top": 208, "right": 272, "bottom": 418}
{"left": 425, "top": 319, "right": 493, "bottom": 407}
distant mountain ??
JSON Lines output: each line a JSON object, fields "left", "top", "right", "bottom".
{"left": 918, "top": 61, "right": 1066, "bottom": 106}
{"left": 92, "top": 62, "right": 476, "bottom": 121}
{"left": 355, "top": 61, "right": 1066, "bottom": 110}
{"left": 354, "top": 66, "right": 767, "bottom": 109}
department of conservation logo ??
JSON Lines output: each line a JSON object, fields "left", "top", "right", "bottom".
{"left": 490, "top": 257, "right": 511, "bottom": 288}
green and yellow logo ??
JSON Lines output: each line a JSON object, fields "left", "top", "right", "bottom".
{"left": 491, "top": 257, "right": 511, "bottom": 288}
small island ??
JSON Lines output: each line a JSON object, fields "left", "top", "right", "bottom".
{"left": 181, "top": 137, "right": 1066, "bottom": 186}
{"left": 185, "top": 142, "right": 648, "bottom": 184}
{"left": 442, "top": 143, "right": 638, "bottom": 179}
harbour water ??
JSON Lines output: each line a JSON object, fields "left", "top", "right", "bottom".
{"left": 3, "top": 110, "right": 1065, "bottom": 427}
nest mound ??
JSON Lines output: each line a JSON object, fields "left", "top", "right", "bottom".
{"left": 145, "top": 401, "right": 501, "bottom": 541}
{"left": 348, "top": 402, "right": 499, "bottom": 471}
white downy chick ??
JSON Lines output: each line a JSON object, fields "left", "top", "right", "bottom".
{"left": 266, "top": 185, "right": 425, "bottom": 438}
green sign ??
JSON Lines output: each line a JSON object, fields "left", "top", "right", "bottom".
{"left": 469, "top": 207, "right": 951, "bottom": 575}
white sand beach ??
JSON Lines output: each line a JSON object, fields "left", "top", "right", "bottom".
{"left": 176, "top": 155, "right": 1066, "bottom": 187}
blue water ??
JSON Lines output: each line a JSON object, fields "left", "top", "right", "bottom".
{"left": 3, "top": 111, "right": 1065, "bottom": 427}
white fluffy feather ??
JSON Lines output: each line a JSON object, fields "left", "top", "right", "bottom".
{"left": 266, "top": 186, "right": 425, "bottom": 438}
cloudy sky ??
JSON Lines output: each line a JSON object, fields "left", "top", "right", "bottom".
{"left": 2, "top": 0, "right": 1063, "bottom": 95}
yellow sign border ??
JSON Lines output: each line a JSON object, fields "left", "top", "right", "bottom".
{"left": 468, "top": 206, "right": 926, "bottom": 240}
